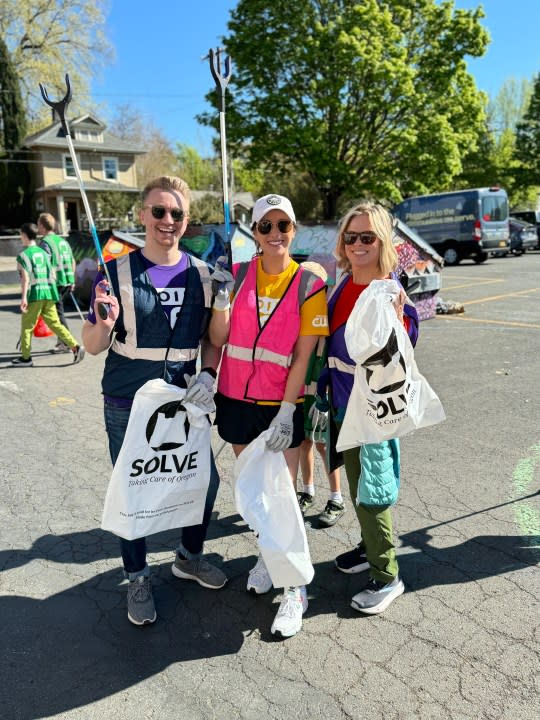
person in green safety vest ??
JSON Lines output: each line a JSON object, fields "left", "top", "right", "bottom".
{"left": 37, "top": 212, "right": 77, "bottom": 353}
{"left": 11, "top": 222, "right": 85, "bottom": 368}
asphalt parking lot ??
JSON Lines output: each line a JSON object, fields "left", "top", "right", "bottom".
{"left": 0, "top": 251, "right": 539, "bottom": 720}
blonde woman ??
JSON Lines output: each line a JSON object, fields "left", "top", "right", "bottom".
{"left": 316, "top": 202, "right": 419, "bottom": 614}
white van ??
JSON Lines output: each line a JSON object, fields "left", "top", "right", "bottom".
{"left": 392, "top": 187, "right": 510, "bottom": 265}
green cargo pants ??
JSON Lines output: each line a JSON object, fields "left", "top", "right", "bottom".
{"left": 341, "top": 440, "right": 399, "bottom": 584}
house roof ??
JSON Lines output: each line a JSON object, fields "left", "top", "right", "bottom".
{"left": 36, "top": 179, "right": 140, "bottom": 193}
{"left": 23, "top": 114, "right": 146, "bottom": 154}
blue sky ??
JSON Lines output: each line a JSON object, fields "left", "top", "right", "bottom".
{"left": 91, "top": 1, "right": 540, "bottom": 154}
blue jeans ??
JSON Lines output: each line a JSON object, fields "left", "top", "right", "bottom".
{"left": 104, "top": 401, "right": 220, "bottom": 580}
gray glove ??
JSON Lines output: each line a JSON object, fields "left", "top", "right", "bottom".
{"left": 266, "top": 401, "right": 296, "bottom": 452}
{"left": 308, "top": 401, "right": 328, "bottom": 433}
{"left": 183, "top": 371, "right": 215, "bottom": 413}
{"left": 212, "top": 256, "right": 234, "bottom": 311}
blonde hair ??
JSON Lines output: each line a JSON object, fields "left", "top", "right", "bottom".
{"left": 37, "top": 212, "right": 57, "bottom": 233}
{"left": 334, "top": 202, "right": 397, "bottom": 276}
{"left": 141, "top": 176, "right": 191, "bottom": 209}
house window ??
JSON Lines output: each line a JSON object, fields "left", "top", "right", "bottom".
{"left": 103, "top": 157, "right": 118, "bottom": 181}
{"left": 64, "top": 154, "right": 76, "bottom": 178}
{"left": 75, "top": 129, "right": 103, "bottom": 143}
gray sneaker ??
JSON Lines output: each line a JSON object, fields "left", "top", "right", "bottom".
{"left": 127, "top": 576, "right": 156, "bottom": 626}
{"left": 171, "top": 554, "right": 227, "bottom": 589}
{"left": 350, "top": 576, "right": 404, "bottom": 615}
{"left": 318, "top": 499, "right": 345, "bottom": 527}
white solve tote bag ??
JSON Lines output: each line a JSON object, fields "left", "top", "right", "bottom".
{"left": 336, "top": 279, "right": 445, "bottom": 449}
{"left": 234, "top": 430, "right": 314, "bottom": 589}
{"left": 102, "top": 379, "right": 212, "bottom": 540}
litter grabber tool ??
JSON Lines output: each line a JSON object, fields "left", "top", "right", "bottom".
{"left": 69, "top": 291, "right": 86, "bottom": 324}
{"left": 39, "top": 74, "right": 113, "bottom": 321}
{"left": 208, "top": 47, "right": 233, "bottom": 269}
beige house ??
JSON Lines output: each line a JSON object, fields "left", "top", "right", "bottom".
{"left": 23, "top": 114, "right": 146, "bottom": 233}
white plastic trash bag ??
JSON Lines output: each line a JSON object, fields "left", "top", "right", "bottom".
{"left": 234, "top": 430, "right": 314, "bottom": 589}
{"left": 101, "top": 379, "right": 212, "bottom": 540}
{"left": 337, "top": 279, "right": 445, "bottom": 449}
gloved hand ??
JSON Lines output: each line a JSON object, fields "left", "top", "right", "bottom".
{"left": 308, "top": 398, "right": 328, "bottom": 433}
{"left": 183, "top": 371, "right": 216, "bottom": 413}
{"left": 212, "top": 256, "right": 234, "bottom": 311}
{"left": 266, "top": 401, "right": 296, "bottom": 452}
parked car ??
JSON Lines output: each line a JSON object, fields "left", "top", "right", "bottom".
{"left": 510, "top": 210, "right": 540, "bottom": 248}
{"left": 509, "top": 217, "right": 538, "bottom": 255}
{"left": 392, "top": 186, "right": 510, "bottom": 265}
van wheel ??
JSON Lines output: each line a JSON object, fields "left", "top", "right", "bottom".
{"left": 443, "top": 244, "right": 460, "bottom": 266}
{"left": 474, "top": 252, "right": 488, "bottom": 264}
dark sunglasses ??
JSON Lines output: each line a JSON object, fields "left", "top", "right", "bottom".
{"left": 343, "top": 231, "right": 378, "bottom": 245}
{"left": 144, "top": 205, "right": 186, "bottom": 222}
{"left": 256, "top": 219, "right": 293, "bottom": 235}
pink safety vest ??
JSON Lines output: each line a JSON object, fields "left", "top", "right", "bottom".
{"left": 218, "top": 258, "right": 304, "bottom": 402}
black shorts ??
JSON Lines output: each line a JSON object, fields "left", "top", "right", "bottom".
{"left": 214, "top": 393, "right": 305, "bottom": 447}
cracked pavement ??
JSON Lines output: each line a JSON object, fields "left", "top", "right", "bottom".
{"left": 0, "top": 256, "right": 539, "bottom": 720}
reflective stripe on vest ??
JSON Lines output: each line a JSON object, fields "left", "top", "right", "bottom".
{"left": 218, "top": 258, "right": 302, "bottom": 401}
{"left": 43, "top": 234, "right": 74, "bottom": 285}
{"left": 225, "top": 343, "right": 293, "bottom": 368}
{"left": 328, "top": 356, "right": 355, "bottom": 374}
{"left": 110, "top": 253, "right": 207, "bottom": 362}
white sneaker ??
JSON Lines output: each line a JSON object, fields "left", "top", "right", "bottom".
{"left": 271, "top": 586, "right": 308, "bottom": 638}
{"left": 246, "top": 555, "right": 273, "bottom": 595}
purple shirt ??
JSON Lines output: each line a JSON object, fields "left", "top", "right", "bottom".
{"left": 87, "top": 252, "right": 189, "bottom": 328}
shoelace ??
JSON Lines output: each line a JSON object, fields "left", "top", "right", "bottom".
{"left": 249, "top": 558, "right": 269, "bottom": 582}
{"left": 278, "top": 595, "right": 302, "bottom": 619}
{"left": 130, "top": 579, "right": 151, "bottom": 602}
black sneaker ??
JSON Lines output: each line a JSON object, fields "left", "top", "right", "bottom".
{"left": 72, "top": 345, "right": 85, "bottom": 364}
{"left": 297, "top": 492, "right": 314, "bottom": 515}
{"left": 11, "top": 356, "right": 33, "bottom": 367}
{"left": 350, "top": 576, "right": 404, "bottom": 614}
{"left": 318, "top": 499, "right": 345, "bottom": 527}
{"left": 335, "top": 544, "right": 369, "bottom": 574}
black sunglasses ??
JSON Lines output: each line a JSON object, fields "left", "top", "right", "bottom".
{"left": 343, "top": 231, "right": 378, "bottom": 245}
{"left": 256, "top": 219, "right": 293, "bottom": 235}
{"left": 144, "top": 205, "right": 186, "bottom": 222}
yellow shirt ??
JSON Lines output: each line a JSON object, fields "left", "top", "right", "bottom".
{"left": 256, "top": 258, "right": 329, "bottom": 336}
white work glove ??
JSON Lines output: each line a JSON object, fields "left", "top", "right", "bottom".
{"left": 308, "top": 401, "right": 328, "bottom": 433}
{"left": 212, "top": 256, "right": 234, "bottom": 311}
{"left": 183, "top": 371, "right": 216, "bottom": 413}
{"left": 266, "top": 401, "right": 296, "bottom": 453}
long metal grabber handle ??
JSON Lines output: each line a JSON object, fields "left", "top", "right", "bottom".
{"left": 208, "top": 48, "right": 233, "bottom": 269}
{"left": 39, "top": 74, "right": 113, "bottom": 320}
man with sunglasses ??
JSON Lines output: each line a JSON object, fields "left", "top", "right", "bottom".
{"left": 82, "top": 175, "right": 226, "bottom": 626}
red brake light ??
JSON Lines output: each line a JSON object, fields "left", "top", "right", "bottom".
{"left": 473, "top": 220, "right": 482, "bottom": 241}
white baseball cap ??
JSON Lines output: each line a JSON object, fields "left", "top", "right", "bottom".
{"left": 251, "top": 194, "right": 296, "bottom": 225}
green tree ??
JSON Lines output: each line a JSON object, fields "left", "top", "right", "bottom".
{"left": 0, "top": 0, "right": 112, "bottom": 129}
{"left": 200, "top": 0, "right": 488, "bottom": 219}
{"left": 96, "top": 191, "right": 136, "bottom": 229}
{"left": 189, "top": 193, "right": 224, "bottom": 224}
{"left": 175, "top": 143, "right": 221, "bottom": 190}
{"left": 0, "top": 35, "right": 31, "bottom": 226}
{"left": 515, "top": 73, "right": 540, "bottom": 188}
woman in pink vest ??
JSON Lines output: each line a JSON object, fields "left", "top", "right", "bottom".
{"left": 210, "top": 194, "right": 329, "bottom": 639}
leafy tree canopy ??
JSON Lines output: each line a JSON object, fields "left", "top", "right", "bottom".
{"left": 200, "top": 0, "right": 488, "bottom": 219}
{"left": 515, "top": 72, "right": 540, "bottom": 188}
{"left": 0, "top": 0, "right": 112, "bottom": 132}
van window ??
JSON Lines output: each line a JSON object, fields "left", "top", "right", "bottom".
{"left": 481, "top": 195, "right": 508, "bottom": 222}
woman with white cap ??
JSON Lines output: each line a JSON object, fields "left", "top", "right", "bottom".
{"left": 210, "top": 193, "right": 329, "bottom": 638}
